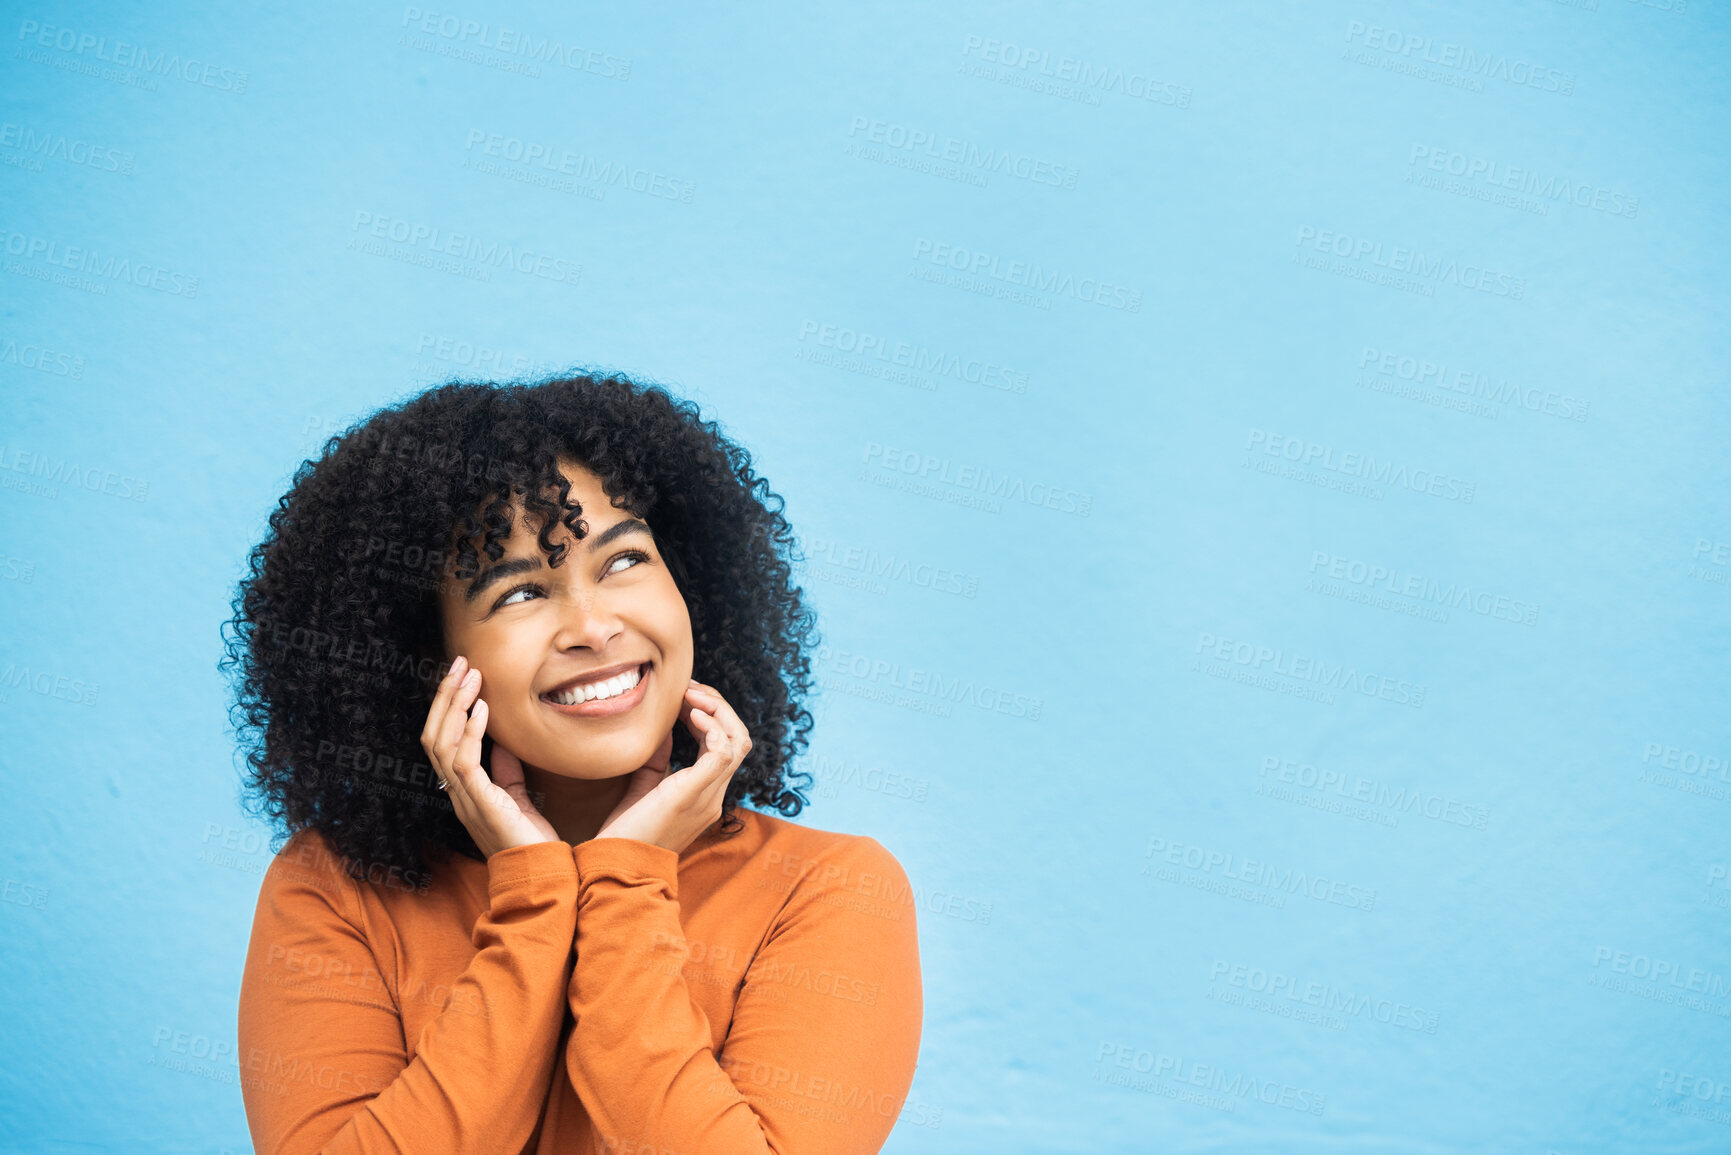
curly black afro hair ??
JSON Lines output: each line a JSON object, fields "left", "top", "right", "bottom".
{"left": 219, "top": 372, "right": 819, "bottom": 882}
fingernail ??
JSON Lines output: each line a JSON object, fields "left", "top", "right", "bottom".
{"left": 464, "top": 669, "right": 480, "bottom": 685}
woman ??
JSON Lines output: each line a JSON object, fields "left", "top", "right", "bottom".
{"left": 223, "top": 374, "right": 923, "bottom": 1154}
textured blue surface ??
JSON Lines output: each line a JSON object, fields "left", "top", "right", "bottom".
{"left": 2, "top": 3, "right": 1728, "bottom": 1152}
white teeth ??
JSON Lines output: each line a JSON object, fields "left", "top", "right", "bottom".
{"left": 548, "top": 665, "right": 642, "bottom": 706}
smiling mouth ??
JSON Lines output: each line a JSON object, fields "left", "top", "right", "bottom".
{"left": 540, "top": 661, "right": 652, "bottom": 708}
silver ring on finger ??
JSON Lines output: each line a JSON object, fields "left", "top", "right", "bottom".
{"left": 436, "top": 778, "right": 449, "bottom": 791}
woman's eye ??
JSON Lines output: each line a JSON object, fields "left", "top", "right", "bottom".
{"left": 492, "top": 552, "right": 647, "bottom": 611}
{"left": 496, "top": 584, "right": 543, "bottom": 608}
{"left": 607, "top": 549, "right": 651, "bottom": 576}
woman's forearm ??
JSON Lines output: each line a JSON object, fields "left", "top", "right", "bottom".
{"left": 562, "top": 835, "right": 923, "bottom": 1155}
{"left": 239, "top": 838, "right": 579, "bottom": 1155}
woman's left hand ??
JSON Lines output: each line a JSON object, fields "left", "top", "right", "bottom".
{"left": 593, "top": 680, "right": 752, "bottom": 855}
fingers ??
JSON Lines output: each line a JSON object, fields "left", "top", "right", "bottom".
{"left": 689, "top": 717, "right": 735, "bottom": 807}
{"left": 439, "top": 668, "right": 483, "bottom": 759}
{"left": 680, "top": 682, "right": 751, "bottom": 794}
{"left": 419, "top": 658, "right": 460, "bottom": 792}
{"left": 594, "top": 684, "right": 747, "bottom": 850}
{"left": 686, "top": 682, "right": 752, "bottom": 764}
{"left": 420, "top": 656, "right": 486, "bottom": 804}
{"left": 451, "top": 695, "right": 488, "bottom": 797}
{"left": 419, "top": 655, "right": 467, "bottom": 760}
{"left": 681, "top": 704, "right": 725, "bottom": 766}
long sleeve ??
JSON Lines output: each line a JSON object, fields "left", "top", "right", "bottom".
{"left": 237, "top": 837, "right": 579, "bottom": 1155}
{"left": 565, "top": 833, "right": 923, "bottom": 1155}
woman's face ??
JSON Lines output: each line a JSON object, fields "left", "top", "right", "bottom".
{"left": 436, "top": 458, "right": 694, "bottom": 780}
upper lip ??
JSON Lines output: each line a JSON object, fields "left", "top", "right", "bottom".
{"left": 540, "top": 660, "right": 649, "bottom": 698}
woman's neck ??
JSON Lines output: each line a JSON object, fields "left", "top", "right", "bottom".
{"left": 520, "top": 764, "right": 635, "bottom": 846}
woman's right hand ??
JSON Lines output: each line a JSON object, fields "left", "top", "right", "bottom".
{"left": 420, "top": 654, "right": 560, "bottom": 858}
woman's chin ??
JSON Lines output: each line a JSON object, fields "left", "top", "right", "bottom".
{"left": 529, "top": 759, "right": 640, "bottom": 782}
{"left": 513, "top": 720, "right": 675, "bottom": 782}
{"left": 524, "top": 745, "right": 666, "bottom": 782}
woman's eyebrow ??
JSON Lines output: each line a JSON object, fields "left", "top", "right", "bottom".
{"left": 464, "top": 556, "right": 542, "bottom": 604}
{"left": 463, "top": 518, "right": 653, "bottom": 603}
{"left": 585, "top": 517, "right": 653, "bottom": 553}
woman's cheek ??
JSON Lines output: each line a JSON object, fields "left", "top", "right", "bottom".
{"left": 656, "top": 675, "right": 683, "bottom": 732}
{"left": 489, "top": 698, "right": 536, "bottom": 756}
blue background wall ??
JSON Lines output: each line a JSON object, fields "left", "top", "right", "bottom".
{"left": 2, "top": 2, "right": 1728, "bottom": 1152}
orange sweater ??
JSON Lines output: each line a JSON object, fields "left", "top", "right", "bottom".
{"left": 236, "top": 808, "right": 923, "bottom": 1155}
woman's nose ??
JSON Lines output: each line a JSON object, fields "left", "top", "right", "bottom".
{"left": 551, "top": 585, "right": 623, "bottom": 646}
